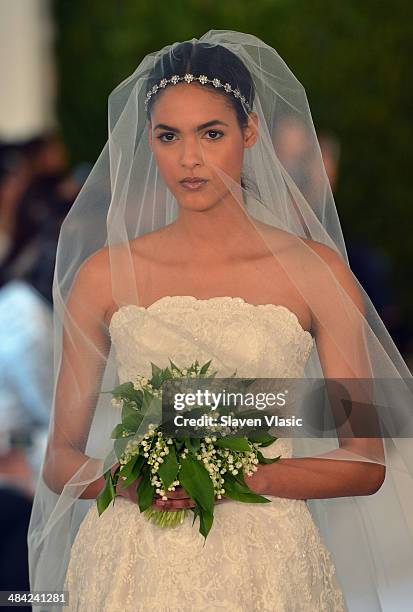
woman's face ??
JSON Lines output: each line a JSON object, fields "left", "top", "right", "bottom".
{"left": 147, "top": 83, "right": 257, "bottom": 211}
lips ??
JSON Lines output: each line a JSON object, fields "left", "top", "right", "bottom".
{"left": 180, "top": 178, "right": 208, "bottom": 190}
{"left": 180, "top": 177, "right": 207, "bottom": 183}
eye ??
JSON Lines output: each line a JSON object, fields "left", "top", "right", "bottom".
{"left": 205, "top": 130, "right": 224, "bottom": 140}
{"left": 156, "top": 129, "right": 224, "bottom": 143}
{"left": 157, "top": 132, "right": 176, "bottom": 142}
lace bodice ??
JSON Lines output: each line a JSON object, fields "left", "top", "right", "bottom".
{"left": 109, "top": 295, "right": 314, "bottom": 380}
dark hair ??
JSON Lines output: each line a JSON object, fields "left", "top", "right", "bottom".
{"left": 145, "top": 42, "right": 255, "bottom": 121}
{"left": 145, "top": 42, "right": 256, "bottom": 191}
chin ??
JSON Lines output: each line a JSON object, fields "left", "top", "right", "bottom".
{"left": 178, "top": 200, "right": 218, "bottom": 212}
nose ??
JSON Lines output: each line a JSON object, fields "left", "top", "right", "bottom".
{"left": 179, "top": 135, "right": 204, "bottom": 169}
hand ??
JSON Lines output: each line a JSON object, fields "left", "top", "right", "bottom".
{"left": 115, "top": 475, "right": 143, "bottom": 504}
{"left": 115, "top": 473, "right": 196, "bottom": 509}
{"left": 117, "top": 480, "right": 195, "bottom": 510}
{"left": 152, "top": 485, "right": 233, "bottom": 511}
{"left": 152, "top": 485, "right": 196, "bottom": 511}
{"left": 119, "top": 481, "right": 230, "bottom": 511}
{"left": 112, "top": 463, "right": 232, "bottom": 510}
{"left": 244, "top": 464, "right": 270, "bottom": 496}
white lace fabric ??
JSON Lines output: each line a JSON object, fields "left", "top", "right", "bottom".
{"left": 64, "top": 296, "right": 346, "bottom": 611}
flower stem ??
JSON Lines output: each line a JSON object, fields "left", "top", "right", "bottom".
{"left": 143, "top": 507, "right": 188, "bottom": 528}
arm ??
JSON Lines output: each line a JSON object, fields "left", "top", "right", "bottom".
{"left": 249, "top": 243, "right": 385, "bottom": 500}
{"left": 42, "top": 248, "right": 114, "bottom": 499}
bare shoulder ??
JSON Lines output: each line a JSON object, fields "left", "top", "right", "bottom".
{"left": 252, "top": 221, "right": 366, "bottom": 320}
{"left": 303, "top": 238, "right": 365, "bottom": 314}
{"left": 68, "top": 246, "right": 113, "bottom": 319}
{"left": 304, "top": 237, "right": 344, "bottom": 266}
{"left": 76, "top": 246, "right": 111, "bottom": 288}
{"left": 70, "top": 226, "right": 175, "bottom": 326}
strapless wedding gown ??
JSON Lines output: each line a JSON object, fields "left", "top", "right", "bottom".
{"left": 64, "top": 296, "right": 347, "bottom": 611}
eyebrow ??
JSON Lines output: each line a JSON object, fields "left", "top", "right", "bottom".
{"left": 153, "top": 119, "right": 229, "bottom": 132}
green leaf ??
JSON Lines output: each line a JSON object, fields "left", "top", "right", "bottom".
{"left": 198, "top": 507, "right": 214, "bottom": 541}
{"left": 119, "top": 455, "right": 145, "bottom": 489}
{"left": 223, "top": 472, "right": 272, "bottom": 504}
{"left": 112, "top": 382, "right": 142, "bottom": 403}
{"left": 160, "top": 367, "right": 173, "bottom": 382}
{"left": 199, "top": 359, "right": 212, "bottom": 375}
{"left": 96, "top": 471, "right": 116, "bottom": 515}
{"left": 179, "top": 455, "right": 215, "bottom": 514}
{"left": 149, "top": 362, "right": 163, "bottom": 387}
{"left": 256, "top": 450, "right": 282, "bottom": 464}
{"left": 122, "top": 401, "right": 144, "bottom": 431}
{"left": 110, "top": 423, "right": 126, "bottom": 439}
{"left": 174, "top": 437, "right": 185, "bottom": 451}
{"left": 191, "top": 504, "right": 201, "bottom": 527}
{"left": 168, "top": 358, "right": 180, "bottom": 372}
{"left": 114, "top": 434, "right": 136, "bottom": 461}
{"left": 185, "top": 437, "right": 201, "bottom": 453}
{"left": 141, "top": 391, "right": 162, "bottom": 415}
{"left": 239, "top": 378, "right": 257, "bottom": 387}
{"left": 137, "top": 467, "right": 155, "bottom": 512}
{"left": 158, "top": 445, "right": 179, "bottom": 490}
{"left": 247, "top": 432, "right": 278, "bottom": 446}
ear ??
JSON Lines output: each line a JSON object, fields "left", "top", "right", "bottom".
{"left": 244, "top": 112, "right": 259, "bottom": 149}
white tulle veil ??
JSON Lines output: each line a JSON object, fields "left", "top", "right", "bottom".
{"left": 27, "top": 29, "right": 413, "bottom": 611}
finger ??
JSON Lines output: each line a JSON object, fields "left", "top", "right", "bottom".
{"left": 153, "top": 498, "right": 195, "bottom": 511}
{"left": 164, "top": 487, "right": 190, "bottom": 499}
{"left": 156, "top": 487, "right": 190, "bottom": 500}
{"left": 163, "top": 491, "right": 190, "bottom": 500}
{"left": 153, "top": 499, "right": 194, "bottom": 510}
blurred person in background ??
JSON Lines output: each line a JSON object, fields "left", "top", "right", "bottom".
{"left": 0, "top": 131, "right": 80, "bottom": 304}
{"left": 0, "top": 144, "right": 32, "bottom": 265}
{"left": 0, "top": 279, "right": 54, "bottom": 610}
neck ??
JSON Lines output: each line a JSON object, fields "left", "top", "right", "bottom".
{"left": 171, "top": 189, "right": 262, "bottom": 258}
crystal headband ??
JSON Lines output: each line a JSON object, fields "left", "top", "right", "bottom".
{"left": 144, "top": 73, "right": 251, "bottom": 110}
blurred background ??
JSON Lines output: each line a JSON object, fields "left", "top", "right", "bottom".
{"left": 0, "top": 0, "right": 411, "bottom": 602}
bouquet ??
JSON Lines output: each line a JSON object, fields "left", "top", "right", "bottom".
{"left": 97, "top": 359, "right": 281, "bottom": 541}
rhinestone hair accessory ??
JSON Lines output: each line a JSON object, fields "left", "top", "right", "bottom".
{"left": 144, "top": 73, "right": 251, "bottom": 110}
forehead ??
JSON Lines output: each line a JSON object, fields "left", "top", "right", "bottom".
{"left": 150, "top": 82, "right": 234, "bottom": 121}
